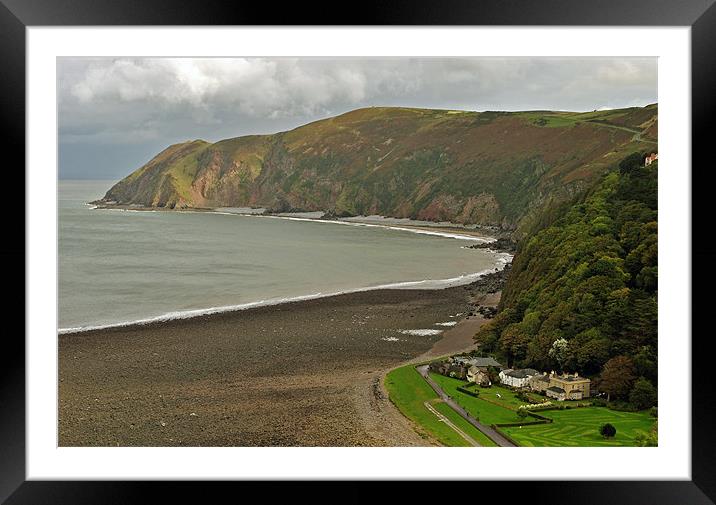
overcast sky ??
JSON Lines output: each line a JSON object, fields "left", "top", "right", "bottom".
{"left": 58, "top": 57, "right": 657, "bottom": 180}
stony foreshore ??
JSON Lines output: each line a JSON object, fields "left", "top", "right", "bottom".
{"left": 58, "top": 266, "right": 509, "bottom": 447}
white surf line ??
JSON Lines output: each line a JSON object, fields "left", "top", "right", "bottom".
{"left": 91, "top": 205, "right": 495, "bottom": 243}
{"left": 256, "top": 214, "right": 494, "bottom": 242}
{"left": 91, "top": 207, "right": 236, "bottom": 216}
{"left": 58, "top": 261, "right": 512, "bottom": 334}
{"left": 424, "top": 401, "right": 480, "bottom": 447}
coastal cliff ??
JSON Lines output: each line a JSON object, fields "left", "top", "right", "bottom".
{"left": 98, "top": 104, "right": 657, "bottom": 238}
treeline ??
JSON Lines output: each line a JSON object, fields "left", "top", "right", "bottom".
{"left": 476, "top": 152, "right": 657, "bottom": 404}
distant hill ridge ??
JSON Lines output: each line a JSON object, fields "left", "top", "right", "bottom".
{"left": 100, "top": 104, "right": 657, "bottom": 236}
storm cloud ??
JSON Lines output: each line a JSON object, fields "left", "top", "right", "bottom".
{"left": 58, "top": 57, "right": 657, "bottom": 179}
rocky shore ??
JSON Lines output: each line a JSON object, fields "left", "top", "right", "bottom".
{"left": 59, "top": 261, "right": 511, "bottom": 447}
{"left": 59, "top": 287, "right": 471, "bottom": 447}
{"left": 467, "top": 237, "right": 517, "bottom": 253}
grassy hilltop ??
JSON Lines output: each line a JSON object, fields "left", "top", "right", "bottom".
{"left": 100, "top": 104, "right": 657, "bottom": 237}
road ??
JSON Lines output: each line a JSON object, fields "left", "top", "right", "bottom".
{"left": 416, "top": 364, "right": 517, "bottom": 447}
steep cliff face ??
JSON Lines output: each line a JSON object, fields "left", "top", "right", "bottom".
{"left": 101, "top": 104, "right": 657, "bottom": 233}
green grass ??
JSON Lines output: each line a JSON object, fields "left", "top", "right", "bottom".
{"left": 501, "top": 407, "right": 657, "bottom": 447}
{"left": 472, "top": 384, "right": 544, "bottom": 410}
{"left": 428, "top": 373, "right": 522, "bottom": 425}
{"left": 385, "top": 365, "right": 497, "bottom": 447}
{"left": 518, "top": 109, "right": 639, "bottom": 129}
{"left": 432, "top": 402, "right": 498, "bottom": 447}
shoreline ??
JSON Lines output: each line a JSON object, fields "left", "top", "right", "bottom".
{"left": 89, "top": 202, "right": 505, "bottom": 241}
{"left": 59, "top": 262, "right": 510, "bottom": 335}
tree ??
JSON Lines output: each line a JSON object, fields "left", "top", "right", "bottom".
{"left": 619, "top": 152, "right": 645, "bottom": 175}
{"left": 599, "top": 355, "right": 637, "bottom": 401}
{"left": 600, "top": 423, "right": 617, "bottom": 438}
{"left": 499, "top": 323, "right": 530, "bottom": 366}
{"left": 516, "top": 408, "right": 529, "bottom": 420}
{"left": 633, "top": 345, "right": 658, "bottom": 385}
{"left": 489, "top": 156, "right": 656, "bottom": 378}
{"left": 548, "top": 338, "right": 569, "bottom": 370}
{"left": 570, "top": 328, "right": 611, "bottom": 375}
{"left": 629, "top": 377, "right": 657, "bottom": 410}
{"left": 486, "top": 366, "right": 501, "bottom": 385}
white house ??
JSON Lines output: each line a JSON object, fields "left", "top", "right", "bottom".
{"left": 499, "top": 368, "right": 539, "bottom": 388}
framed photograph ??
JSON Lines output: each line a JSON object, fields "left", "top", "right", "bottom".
{"left": 4, "top": 0, "right": 715, "bottom": 503}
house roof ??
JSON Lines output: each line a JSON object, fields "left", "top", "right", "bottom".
{"left": 532, "top": 374, "right": 550, "bottom": 382}
{"left": 553, "top": 374, "right": 590, "bottom": 383}
{"left": 547, "top": 386, "right": 566, "bottom": 394}
{"left": 505, "top": 368, "right": 538, "bottom": 379}
{"left": 469, "top": 357, "right": 503, "bottom": 368}
{"left": 454, "top": 356, "right": 503, "bottom": 368}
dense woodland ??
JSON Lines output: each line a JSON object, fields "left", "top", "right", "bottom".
{"left": 476, "top": 152, "right": 657, "bottom": 405}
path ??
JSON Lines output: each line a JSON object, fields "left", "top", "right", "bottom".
{"left": 585, "top": 120, "right": 658, "bottom": 145}
{"left": 423, "top": 401, "right": 480, "bottom": 446}
{"left": 416, "top": 364, "right": 517, "bottom": 447}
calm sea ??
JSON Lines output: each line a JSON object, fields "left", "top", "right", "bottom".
{"left": 59, "top": 180, "right": 509, "bottom": 331}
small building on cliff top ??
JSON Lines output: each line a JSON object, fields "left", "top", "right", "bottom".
{"left": 645, "top": 152, "right": 658, "bottom": 166}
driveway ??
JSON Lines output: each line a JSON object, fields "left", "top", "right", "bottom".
{"left": 416, "top": 364, "right": 517, "bottom": 447}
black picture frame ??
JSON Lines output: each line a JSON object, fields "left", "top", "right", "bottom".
{"left": 3, "top": 1, "right": 714, "bottom": 503}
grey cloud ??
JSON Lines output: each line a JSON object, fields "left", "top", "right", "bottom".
{"left": 58, "top": 57, "right": 657, "bottom": 179}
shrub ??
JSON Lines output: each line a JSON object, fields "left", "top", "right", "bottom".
{"left": 600, "top": 423, "right": 617, "bottom": 438}
{"left": 649, "top": 406, "right": 658, "bottom": 418}
{"left": 591, "top": 397, "right": 608, "bottom": 407}
{"left": 629, "top": 377, "right": 657, "bottom": 410}
{"left": 516, "top": 390, "right": 531, "bottom": 403}
{"left": 607, "top": 401, "right": 639, "bottom": 412}
{"left": 518, "top": 401, "right": 553, "bottom": 411}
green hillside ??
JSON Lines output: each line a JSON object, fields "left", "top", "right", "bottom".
{"left": 100, "top": 104, "right": 657, "bottom": 236}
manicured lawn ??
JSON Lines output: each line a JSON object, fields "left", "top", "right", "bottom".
{"left": 472, "top": 384, "right": 544, "bottom": 409}
{"left": 432, "top": 402, "right": 498, "bottom": 447}
{"left": 385, "top": 365, "right": 497, "bottom": 447}
{"left": 428, "top": 373, "right": 521, "bottom": 425}
{"left": 502, "top": 407, "right": 657, "bottom": 447}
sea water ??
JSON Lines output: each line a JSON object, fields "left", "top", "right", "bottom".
{"left": 59, "top": 180, "right": 509, "bottom": 331}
